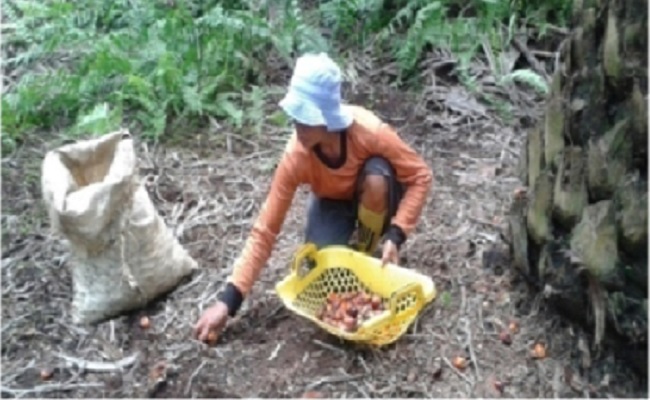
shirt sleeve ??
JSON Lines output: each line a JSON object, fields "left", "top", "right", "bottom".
{"left": 372, "top": 123, "right": 434, "bottom": 237}
{"left": 226, "top": 139, "right": 302, "bottom": 299}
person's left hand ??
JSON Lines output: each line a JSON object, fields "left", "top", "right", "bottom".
{"left": 381, "top": 240, "right": 399, "bottom": 267}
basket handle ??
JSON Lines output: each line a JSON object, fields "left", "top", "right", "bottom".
{"left": 291, "top": 243, "right": 318, "bottom": 276}
{"left": 388, "top": 282, "right": 425, "bottom": 317}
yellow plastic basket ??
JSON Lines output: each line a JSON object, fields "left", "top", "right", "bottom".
{"left": 275, "top": 243, "right": 437, "bottom": 346}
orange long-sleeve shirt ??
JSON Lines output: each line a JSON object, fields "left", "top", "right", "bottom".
{"left": 226, "top": 105, "right": 433, "bottom": 298}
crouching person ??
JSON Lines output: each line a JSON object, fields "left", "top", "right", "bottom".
{"left": 193, "top": 52, "right": 433, "bottom": 344}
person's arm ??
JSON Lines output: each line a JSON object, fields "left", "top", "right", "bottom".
{"left": 217, "top": 143, "right": 302, "bottom": 316}
{"left": 373, "top": 123, "right": 434, "bottom": 248}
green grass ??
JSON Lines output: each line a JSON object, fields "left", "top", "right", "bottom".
{"left": 1, "top": 0, "right": 571, "bottom": 155}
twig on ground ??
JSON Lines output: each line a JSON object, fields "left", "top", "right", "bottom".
{"left": 304, "top": 374, "right": 365, "bottom": 391}
{"left": 373, "top": 382, "right": 397, "bottom": 396}
{"left": 173, "top": 196, "right": 208, "bottom": 237}
{"left": 198, "top": 285, "right": 221, "bottom": 314}
{"left": 460, "top": 284, "right": 467, "bottom": 316}
{"left": 55, "top": 352, "right": 139, "bottom": 372}
{"left": 468, "top": 216, "right": 501, "bottom": 229}
{"left": 169, "top": 201, "right": 187, "bottom": 231}
{"left": 0, "top": 360, "right": 36, "bottom": 386}
{"left": 552, "top": 361, "right": 563, "bottom": 399}
{"left": 477, "top": 301, "right": 485, "bottom": 333}
{"left": 184, "top": 360, "right": 207, "bottom": 396}
{"left": 267, "top": 341, "right": 283, "bottom": 361}
{"left": 312, "top": 339, "right": 347, "bottom": 355}
{"left": 109, "top": 320, "right": 115, "bottom": 343}
{"left": 537, "top": 361, "right": 548, "bottom": 398}
{"left": 442, "top": 356, "right": 473, "bottom": 386}
{"left": 1, "top": 312, "right": 31, "bottom": 334}
{"left": 0, "top": 382, "right": 104, "bottom": 398}
{"left": 531, "top": 50, "right": 557, "bottom": 59}
{"left": 463, "top": 318, "right": 482, "bottom": 381}
{"left": 531, "top": 291, "right": 544, "bottom": 315}
{"left": 498, "top": 127, "right": 515, "bottom": 166}
{"left": 228, "top": 131, "right": 261, "bottom": 152}
{"left": 412, "top": 309, "right": 422, "bottom": 334}
{"left": 405, "top": 333, "right": 431, "bottom": 339}
{"left": 350, "top": 381, "right": 371, "bottom": 398}
{"left": 262, "top": 305, "right": 285, "bottom": 322}
{"left": 544, "top": 24, "right": 569, "bottom": 36}
{"left": 446, "top": 223, "right": 473, "bottom": 242}
{"left": 429, "top": 330, "right": 449, "bottom": 343}
{"left": 238, "top": 149, "right": 277, "bottom": 162}
{"left": 476, "top": 231, "right": 499, "bottom": 243}
{"left": 161, "top": 309, "right": 178, "bottom": 332}
{"left": 59, "top": 320, "right": 89, "bottom": 337}
{"left": 357, "top": 355, "right": 371, "bottom": 374}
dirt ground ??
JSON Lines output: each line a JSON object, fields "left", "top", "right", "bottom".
{"left": 1, "top": 67, "right": 648, "bottom": 398}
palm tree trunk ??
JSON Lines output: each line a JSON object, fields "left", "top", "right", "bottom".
{"left": 508, "top": 0, "right": 647, "bottom": 375}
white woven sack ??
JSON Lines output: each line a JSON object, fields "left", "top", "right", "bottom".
{"left": 41, "top": 129, "right": 198, "bottom": 324}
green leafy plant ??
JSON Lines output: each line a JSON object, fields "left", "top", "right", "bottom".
{"left": 1, "top": 0, "right": 328, "bottom": 153}
{"left": 318, "top": 0, "right": 570, "bottom": 85}
{"left": 1, "top": 0, "right": 570, "bottom": 156}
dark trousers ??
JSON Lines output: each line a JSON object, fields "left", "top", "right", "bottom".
{"left": 304, "top": 156, "right": 404, "bottom": 253}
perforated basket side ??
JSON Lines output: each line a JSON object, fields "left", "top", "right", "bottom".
{"left": 290, "top": 265, "right": 426, "bottom": 345}
{"left": 392, "top": 290, "right": 421, "bottom": 313}
{"left": 364, "top": 291, "right": 423, "bottom": 345}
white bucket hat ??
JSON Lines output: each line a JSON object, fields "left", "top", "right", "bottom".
{"left": 279, "top": 52, "right": 353, "bottom": 132}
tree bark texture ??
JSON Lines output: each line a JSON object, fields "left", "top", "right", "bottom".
{"left": 508, "top": 0, "right": 648, "bottom": 376}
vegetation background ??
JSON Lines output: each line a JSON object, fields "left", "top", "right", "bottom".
{"left": 2, "top": 0, "right": 570, "bottom": 153}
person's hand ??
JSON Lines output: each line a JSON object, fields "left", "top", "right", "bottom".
{"left": 193, "top": 301, "right": 230, "bottom": 344}
{"left": 381, "top": 240, "right": 399, "bottom": 267}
